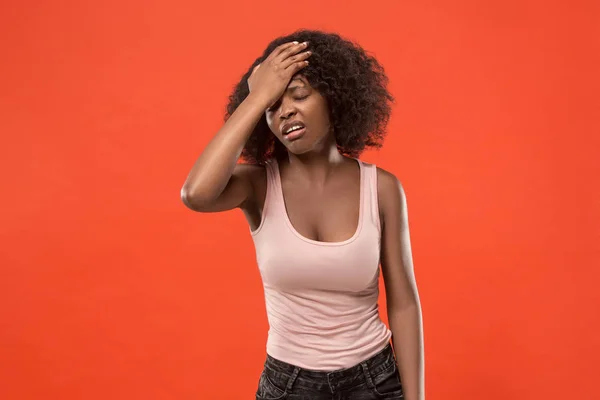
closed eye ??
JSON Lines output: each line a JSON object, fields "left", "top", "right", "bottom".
{"left": 266, "top": 95, "right": 309, "bottom": 113}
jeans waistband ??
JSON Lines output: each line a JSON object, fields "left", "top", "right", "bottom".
{"left": 263, "top": 343, "right": 396, "bottom": 391}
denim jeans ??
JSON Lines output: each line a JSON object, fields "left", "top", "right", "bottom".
{"left": 255, "top": 343, "right": 404, "bottom": 399}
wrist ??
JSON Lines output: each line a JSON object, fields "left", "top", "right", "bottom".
{"left": 245, "top": 92, "right": 271, "bottom": 111}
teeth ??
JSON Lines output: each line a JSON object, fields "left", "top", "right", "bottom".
{"left": 285, "top": 125, "right": 303, "bottom": 134}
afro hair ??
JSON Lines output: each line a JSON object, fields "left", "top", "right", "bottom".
{"left": 225, "top": 29, "right": 394, "bottom": 164}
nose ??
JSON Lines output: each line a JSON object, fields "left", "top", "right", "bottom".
{"left": 279, "top": 97, "right": 297, "bottom": 120}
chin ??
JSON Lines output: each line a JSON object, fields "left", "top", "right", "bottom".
{"left": 285, "top": 142, "right": 314, "bottom": 155}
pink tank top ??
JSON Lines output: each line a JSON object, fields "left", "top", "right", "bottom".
{"left": 249, "top": 157, "right": 392, "bottom": 370}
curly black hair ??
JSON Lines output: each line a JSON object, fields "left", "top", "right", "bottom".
{"left": 225, "top": 29, "right": 394, "bottom": 165}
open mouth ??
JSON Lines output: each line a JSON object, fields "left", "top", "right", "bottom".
{"left": 282, "top": 121, "right": 306, "bottom": 141}
{"left": 283, "top": 126, "right": 306, "bottom": 141}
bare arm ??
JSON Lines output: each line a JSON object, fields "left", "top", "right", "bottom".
{"left": 180, "top": 41, "right": 312, "bottom": 212}
{"left": 378, "top": 167, "right": 424, "bottom": 400}
{"left": 180, "top": 94, "right": 268, "bottom": 212}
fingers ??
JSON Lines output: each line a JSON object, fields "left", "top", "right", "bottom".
{"left": 270, "top": 41, "right": 301, "bottom": 58}
{"left": 276, "top": 41, "right": 309, "bottom": 63}
{"left": 288, "top": 59, "right": 310, "bottom": 75}
{"left": 257, "top": 41, "right": 310, "bottom": 80}
{"left": 281, "top": 50, "right": 311, "bottom": 70}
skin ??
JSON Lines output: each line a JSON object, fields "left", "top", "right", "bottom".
{"left": 181, "top": 41, "right": 424, "bottom": 400}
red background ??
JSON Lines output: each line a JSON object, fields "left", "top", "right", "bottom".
{"left": 1, "top": 0, "right": 598, "bottom": 399}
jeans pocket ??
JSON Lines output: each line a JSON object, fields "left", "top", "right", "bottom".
{"left": 256, "top": 368, "right": 287, "bottom": 400}
{"left": 371, "top": 362, "right": 404, "bottom": 398}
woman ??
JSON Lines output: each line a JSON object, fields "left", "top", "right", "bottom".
{"left": 181, "top": 29, "right": 424, "bottom": 400}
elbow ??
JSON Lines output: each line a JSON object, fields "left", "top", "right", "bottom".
{"left": 180, "top": 186, "right": 197, "bottom": 210}
{"left": 180, "top": 185, "right": 212, "bottom": 211}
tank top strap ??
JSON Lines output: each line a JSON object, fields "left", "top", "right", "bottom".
{"left": 250, "top": 158, "right": 281, "bottom": 235}
{"left": 265, "top": 157, "right": 285, "bottom": 211}
{"left": 363, "top": 161, "right": 382, "bottom": 234}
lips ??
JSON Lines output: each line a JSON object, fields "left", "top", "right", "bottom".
{"left": 281, "top": 121, "right": 306, "bottom": 136}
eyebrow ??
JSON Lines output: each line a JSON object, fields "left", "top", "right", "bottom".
{"left": 286, "top": 79, "right": 307, "bottom": 91}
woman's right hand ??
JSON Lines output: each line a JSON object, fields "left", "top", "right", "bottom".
{"left": 247, "top": 41, "right": 312, "bottom": 109}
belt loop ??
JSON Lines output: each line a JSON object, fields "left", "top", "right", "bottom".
{"left": 286, "top": 366, "right": 300, "bottom": 392}
{"left": 360, "top": 361, "right": 375, "bottom": 389}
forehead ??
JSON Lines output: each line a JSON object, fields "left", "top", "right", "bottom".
{"left": 288, "top": 75, "right": 309, "bottom": 88}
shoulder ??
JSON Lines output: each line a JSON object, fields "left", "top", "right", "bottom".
{"left": 375, "top": 166, "right": 405, "bottom": 195}
{"left": 358, "top": 160, "right": 407, "bottom": 219}
{"left": 359, "top": 161, "right": 405, "bottom": 199}
{"left": 374, "top": 165, "right": 408, "bottom": 222}
{"left": 358, "top": 161, "right": 406, "bottom": 205}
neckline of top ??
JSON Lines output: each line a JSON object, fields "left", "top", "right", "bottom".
{"left": 271, "top": 157, "right": 364, "bottom": 246}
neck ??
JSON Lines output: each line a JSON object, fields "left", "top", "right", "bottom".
{"left": 280, "top": 147, "right": 352, "bottom": 187}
